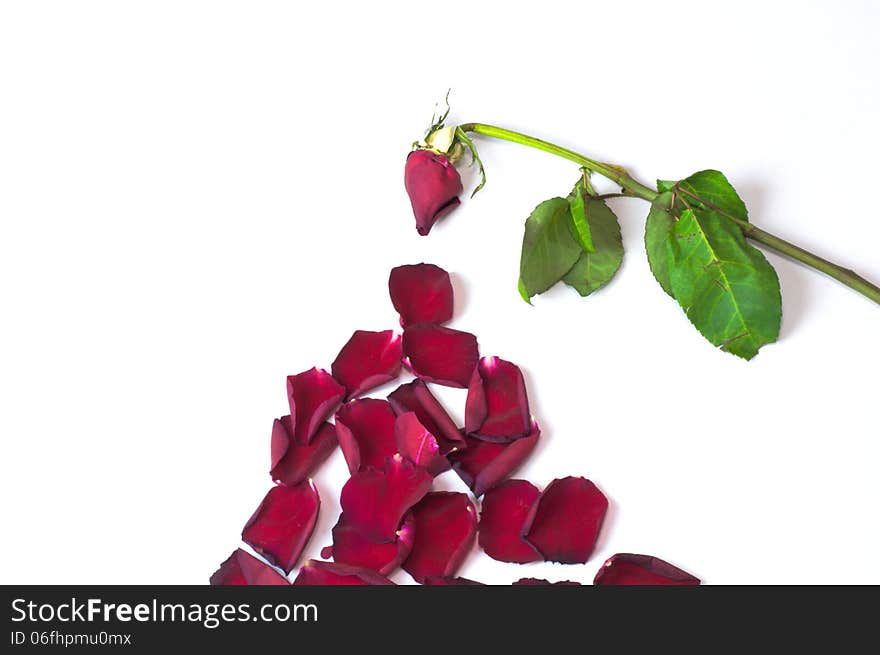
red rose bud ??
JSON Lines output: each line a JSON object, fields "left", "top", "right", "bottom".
{"left": 405, "top": 149, "right": 463, "bottom": 236}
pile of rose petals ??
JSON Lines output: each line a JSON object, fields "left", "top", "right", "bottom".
{"left": 211, "top": 263, "right": 699, "bottom": 586}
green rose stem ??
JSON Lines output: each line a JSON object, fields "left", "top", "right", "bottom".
{"left": 458, "top": 122, "right": 880, "bottom": 305}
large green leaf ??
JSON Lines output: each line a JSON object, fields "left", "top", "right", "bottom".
{"left": 518, "top": 197, "right": 583, "bottom": 300}
{"left": 667, "top": 208, "right": 781, "bottom": 360}
{"left": 677, "top": 170, "right": 748, "bottom": 222}
{"left": 644, "top": 191, "right": 675, "bottom": 297}
{"left": 562, "top": 197, "right": 623, "bottom": 297}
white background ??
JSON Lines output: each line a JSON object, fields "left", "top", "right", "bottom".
{"left": 2, "top": 1, "right": 879, "bottom": 584}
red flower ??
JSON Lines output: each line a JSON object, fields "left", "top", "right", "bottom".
{"left": 404, "top": 150, "right": 463, "bottom": 236}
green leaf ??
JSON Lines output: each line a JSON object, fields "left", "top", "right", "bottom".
{"left": 567, "top": 184, "right": 594, "bottom": 253}
{"left": 657, "top": 179, "right": 676, "bottom": 193}
{"left": 667, "top": 208, "right": 781, "bottom": 360}
{"left": 562, "top": 197, "right": 623, "bottom": 297}
{"left": 644, "top": 191, "right": 675, "bottom": 297}
{"left": 677, "top": 170, "right": 748, "bottom": 222}
{"left": 518, "top": 197, "right": 583, "bottom": 299}
{"left": 518, "top": 278, "right": 532, "bottom": 305}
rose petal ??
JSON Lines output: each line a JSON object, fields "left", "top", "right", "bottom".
{"left": 270, "top": 418, "right": 337, "bottom": 486}
{"left": 524, "top": 476, "right": 608, "bottom": 564}
{"left": 335, "top": 399, "right": 398, "bottom": 474}
{"left": 340, "top": 453, "right": 433, "bottom": 542}
{"left": 512, "top": 578, "right": 581, "bottom": 586}
{"left": 404, "top": 150, "right": 463, "bottom": 236}
{"left": 464, "top": 356, "right": 531, "bottom": 441}
{"left": 387, "top": 379, "right": 465, "bottom": 453}
{"left": 450, "top": 421, "right": 540, "bottom": 496}
{"left": 388, "top": 263, "right": 454, "bottom": 327}
{"left": 478, "top": 479, "right": 543, "bottom": 563}
{"left": 593, "top": 554, "right": 700, "bottom": 586}
{"left": 331, "top": 329, "right": 402, "bottom": 399}
{"left": 395, "top": 412, "right": 450, "bottom": 476}
{"left": 326, "top": 512, "right": 415, "bottom": 576}
{"left": 403, "top": 492, "right": 477, "bottom": 583}
{"left": 287, "top": 367, "right": 345, "bottom": 445}
{"left": 209, "top": 548, "right": 289, "bottom": 586}
{"left": 402, "top": 324, "right": 479, "bottom": 388}
{"left": 241, "top": 481, "right": 320, "bottom": 574}
{"left": 424, "top": 576, "right": 485, "bottom": 586}
{"left": 293, "top": 560, "right": 395, "bottom": 586}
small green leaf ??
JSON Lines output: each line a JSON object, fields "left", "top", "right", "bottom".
{"left": 519, "top": 197, "right": 583, "bottom": 299}
{"left": 561, "top": 197, "right": 623, "bottom": 297}
{"left": 644, "top": 191, "right": 675, "bottom": 297}
{"left": 567, "top": 184, "right": 594, "bottom": 253}
{"left": 667, "top": 208, "right": 781, "bottom": 360}
{"left": 657, "top": 179, "right": 676, "bottom": 193}
{"left": 677, "top": 170, "right": 748, "bottom": 222}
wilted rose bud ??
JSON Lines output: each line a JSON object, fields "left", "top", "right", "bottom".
{"left": 404, "top": 149, "right": 463, "bottom": 236}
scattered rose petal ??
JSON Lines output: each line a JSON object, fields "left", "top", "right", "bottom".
{"left": 450, "top": 421, "right": 540, "bottom": 496}
{"left": 209, "top": 548, "right": 289, "bottom": 586}
{"left": 327, "top": 512, "right": 415, "bottom": 576}
{"left": 387, "top": 379, "right": 465, "bottom": 453}
{"left": 395, "top": 412, "right": 450, "bottom": 476}
{"left": 287, "top": 367, "right": 345, "bottom": 445}
{"left": 465, "top": 356, "right": 531, "bottom": 441}
{"left": 402, "top": 324, "right": 479, "bottom": 388}
{"left": 388, "top": 263, "right": 454, "bottom": 327}
{"left": 293, "top": 560, "right": 395, "bottom": 586}
{"left": 403, "top": 492, "right": 477, "bottom": 583}
{"left": 340, "top": 454, "right": 433, "bottom": 542}
{"left": 593, "top": 554, "right": 700, "bottom": 586}
{"left": 335, "top": 399, "right": 398, "bottom": 474}
{"left": 424, "top": 576, "right": 485, "bottom": 586}
{"left": 241, "top": 481, "right": 320, "bottom": 574}
{"left": 524, "top": 476, "right": 608, "bottom": 564}
{"left": 331, "top": 330, "right": 402, "bottom": 399}
{"left": 270, "top": 417, "right": 337, "bottom": 486}
{"left": 404, "top": 150, "right": 463, "bottom": 236}
{"left": 478, "top": 479, "right": 543, "bottom": 564}
{"left": 512, "top": 578, "right": 581, "bottom": 586}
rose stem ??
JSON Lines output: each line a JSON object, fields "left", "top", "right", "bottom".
{"left": 458, "top": 122, "right": 880, "bottom": 306}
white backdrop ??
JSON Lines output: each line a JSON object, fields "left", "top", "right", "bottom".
{"left": 2, "top": 1, "right": 879, "bottom": 584}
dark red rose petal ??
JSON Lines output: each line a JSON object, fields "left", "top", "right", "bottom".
{"left": 270, "top": 417, "right": 337, "bottom": 486}
{"left": 335, "top": 399, "right": 398, "bottom": 474}
{"left": 293, "top": 560, "right": 395, "bottom": 586}
{"left": 402, "top": 324, "right": 479, "bottom": 388}
{"left": 327, "top": 512, "right": 415, "bottom": 576}
{"left": 209, "top": 548, "right": 289, "bottom": 586}
{"left": 478, "top": 479, "right": 543, "bottom": 564}
{"left": 241, "top": 481, "right": 320, "bottom": 574}
{"left": 287, "top": 367, "right": 345, "bottom": 445}
{"left": 395, "top": 411, "right": 450, "bottom": 476}
{"left": 331, "top": 329, "right": 402, "bottom": 400}
{"left": 524, "top": 476, "right": 608, "bottom": 564}
{"left": 424, "top": 576, "right": 485, "bottom": 586}
{"left": 340, "top": 454, "right": 433, "bottom": 543}
{"left": 593, "top": 554, "right": 700, "bottom": 586}
{"left": 404, "top": 150, "right": 463, "bottom": 236}
{"left": 403, "top": 492, "right": 477, "bottom": 583}
{"left": 388, "top": 263, "right": 454, "bottom": 327}
{"left": 465, "top": 356, "right": 531, "bottom": 441}
{"left": 450, "top": 421, "right": 540, "bottom": 496}
{"left": 512, "top": 578, "right": 581, "bottom": 586}
{"left": 387, "top": 379, "right": 465, "bottom": 453}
